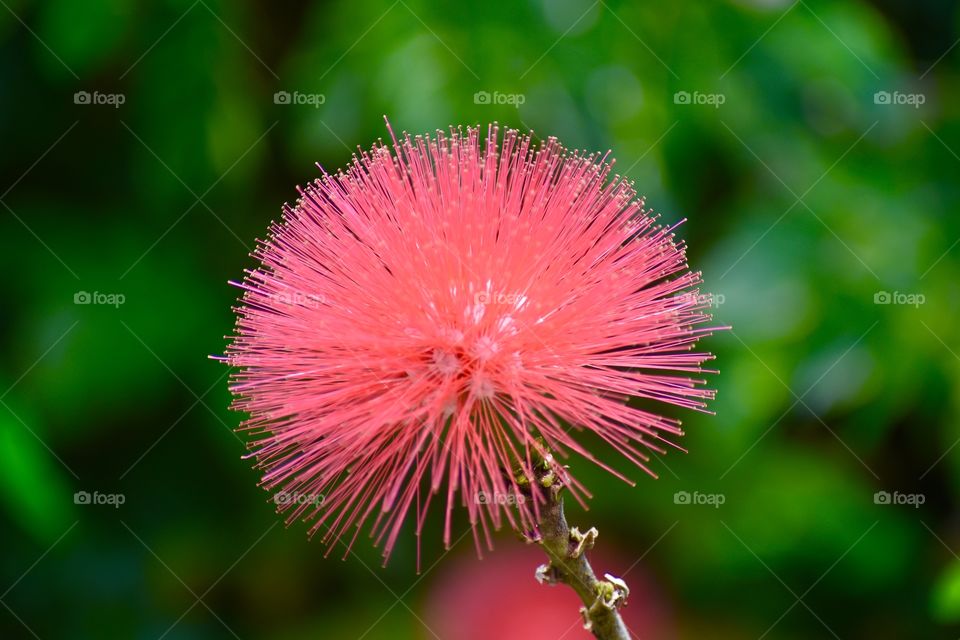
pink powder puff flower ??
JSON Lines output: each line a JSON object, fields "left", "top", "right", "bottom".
{"left": 223, "top": 122, "right": 719, "bottom": 565}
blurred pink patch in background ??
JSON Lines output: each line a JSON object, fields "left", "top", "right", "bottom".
{"left": 423, "top": 544, "right": 673, "bottom": 639}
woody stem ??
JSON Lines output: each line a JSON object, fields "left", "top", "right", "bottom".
{"left": 535, "top": 484, "right": 630, "bottom": 640}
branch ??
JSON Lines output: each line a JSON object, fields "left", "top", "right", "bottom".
{"left": 533, "top": 481, "right": 631, "bottom": 639}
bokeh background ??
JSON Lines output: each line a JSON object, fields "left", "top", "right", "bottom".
{"left": 2, "top": 0, "right": 959, "bottom": 637}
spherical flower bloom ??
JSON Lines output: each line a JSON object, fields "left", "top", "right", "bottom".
{"left": 224, "top": 122, "right": 718, "bottom": 564}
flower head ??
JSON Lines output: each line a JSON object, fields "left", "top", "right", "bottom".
{"left": 224, "top": 122, "right": 718, "bottom": 564}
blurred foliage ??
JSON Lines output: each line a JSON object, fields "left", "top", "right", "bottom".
{"left": 2, "top": 0, "right": 960, "bottom": 637}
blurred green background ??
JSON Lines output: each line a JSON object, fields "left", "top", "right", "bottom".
{"left": 2, "top": 0, "right": 960, "bottom": 637}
